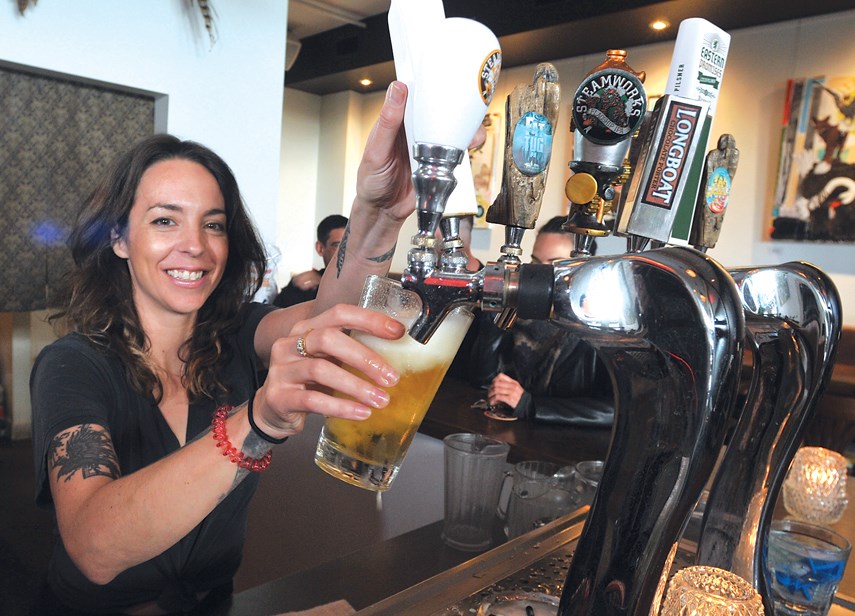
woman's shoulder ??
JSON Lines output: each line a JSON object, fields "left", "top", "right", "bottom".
{"left": 34, "top": 332, "right": 119, "bottom": 376}
{"left": 41, "top": 331, "right": 107, "bottom": 356}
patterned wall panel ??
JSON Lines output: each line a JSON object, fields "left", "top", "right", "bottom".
{"left": 0, "top": 66, "right": 155, "bottom": 311}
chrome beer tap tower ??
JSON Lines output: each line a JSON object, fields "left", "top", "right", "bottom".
{"left": 695, "top": 262, "right": 842, "bottom": 615}
{"left": 390, "top": 6, "right": 842, "bottom": 614}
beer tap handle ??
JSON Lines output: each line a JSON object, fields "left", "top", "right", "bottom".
{"left": 486, "top": 62, "right": 560, "bottom": 234}
{"left": 484, "top": 63, "right": 559, "bottom": 329}
{"left": 565, "top": 50, "right": 647, "bottom": 251}
{"left": 689, "top": 134, "right": 739, "bottom": 252}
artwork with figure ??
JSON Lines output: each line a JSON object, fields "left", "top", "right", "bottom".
{"left": 771, "top": 76, "right": 855, "bottom": 241}
{"left": 469, "top": 112, "right": 503, "bottom": 227}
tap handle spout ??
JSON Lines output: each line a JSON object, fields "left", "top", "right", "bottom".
{"left": 401, "top": 269, "right": 482, "bottom": 344}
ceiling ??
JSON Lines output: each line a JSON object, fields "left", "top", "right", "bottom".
{"left": 284, "top": 0, "right": 855, "bottom": 96}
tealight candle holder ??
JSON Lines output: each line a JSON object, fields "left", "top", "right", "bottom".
{"left": 660, "top": 566, "right": 764, "bottom": 616}
{"left": 783, "top": 446, "right": 849, "bottom": 525}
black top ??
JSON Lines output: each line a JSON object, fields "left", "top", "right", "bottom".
{"left": 467, "top": 314, "right": 614, "bottom": 427}
{"left": 30, "top": 302, "right": 276, "bottom": 614}
{"left": 272, "top": 268, "right": 323, "bottom": 308}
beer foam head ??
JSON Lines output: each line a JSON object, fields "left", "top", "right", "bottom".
{"left": 354, "top": 307, "right": 473, "bottom": 373}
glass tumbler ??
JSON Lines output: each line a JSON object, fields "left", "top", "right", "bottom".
{"left": 766, "top": 519, "right": 851, "bottom": 616}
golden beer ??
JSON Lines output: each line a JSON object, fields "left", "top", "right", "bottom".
{"left": 315, "top": 303, "right": 473, "bottom": 491}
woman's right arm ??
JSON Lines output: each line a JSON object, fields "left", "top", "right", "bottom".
{"left": 36, "top": 309, "right": 403, "bottom": 585}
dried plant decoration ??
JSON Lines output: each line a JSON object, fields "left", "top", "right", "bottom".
{"left": 17, "top": 0, "right": 36, "bottom": 15}
{"left": 189, "top": 0, "right": 218, "bottom": 45}
{"left": 15, "top": 1, "right": 217, "bottom": 46}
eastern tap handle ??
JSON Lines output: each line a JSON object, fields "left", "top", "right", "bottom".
{"left": 486, "top": 62, "right": 560, "bottom": 230}
{"left": 689, "top": 134, "right": 739, "bottom": 251}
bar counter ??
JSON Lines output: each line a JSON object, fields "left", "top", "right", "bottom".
{"left": 224, "top": 375, "right": 855, "bottom": 615}
{"left": 229, "top": 488, "right": 855, "bottom": 615}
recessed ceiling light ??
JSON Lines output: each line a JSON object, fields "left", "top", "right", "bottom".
{"left": 650, "top": 19, "right": 670, "bottom": 31}
{"left": 359, "top": 78, "right": 373, "bottom": 87}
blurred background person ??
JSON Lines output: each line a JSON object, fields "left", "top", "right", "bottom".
{"left": 467, "top": 216, "right": 614, "bottom": 426}
{"left": 274, "top": 214, "right": 347, "bottom": 308}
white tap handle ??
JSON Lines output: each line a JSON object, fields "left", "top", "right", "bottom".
{"left": 390, "top": 4, "right": 500, "bottom": 219}
{"left": 411, "top": 17, "right": 501, "bottom": 149}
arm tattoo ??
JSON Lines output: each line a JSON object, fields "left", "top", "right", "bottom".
{"left": 335, "top": 222, "right": 396, "bottom": 276}
{"left": 367, "top": 245, "right": 396, "bottom": 264}
{"left": 49, "top": 424, "right": 120, "bottom": 483}
{"left": 335, "top": 222, "right": 351, "bottom": 278}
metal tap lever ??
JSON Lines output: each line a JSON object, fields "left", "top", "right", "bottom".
{"left": 695, "top": 262, "right": 842, "bottom": 615}
{"left": 547, "top": 247, "right": 745, "bottom": 616}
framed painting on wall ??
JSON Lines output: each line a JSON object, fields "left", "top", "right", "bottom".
{"left": 468, "top": 112, "right": 503, "bottom": 227}
{"left": 770, "top": 76, "right": 855, "bottom": 242}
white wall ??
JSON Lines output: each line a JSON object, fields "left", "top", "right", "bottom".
{"left": 282, "top": 9, "right": 855, "bottom": 323}
{"left": 0, "top": 1, "right": 287, "bottom": 242}
{"left": 1, "top": 1, "right": 288, "bottom": 437}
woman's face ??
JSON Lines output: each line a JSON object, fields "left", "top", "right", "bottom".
{"left": 112, "top": 158, "right": 229, "bottom": 324}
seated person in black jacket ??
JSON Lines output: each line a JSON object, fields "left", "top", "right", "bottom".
{"left": 468, "top": 216, "right": 614, "bottom": 427}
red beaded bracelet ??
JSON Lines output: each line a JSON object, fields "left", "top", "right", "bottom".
{"left": 211, "top": 405, "right": 272, "bottom": 472}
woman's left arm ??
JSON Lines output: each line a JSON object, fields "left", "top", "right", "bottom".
{"left": 255, "top": 81, "right": 413, "bottom": 364}
{"left": 313, "top": 80, "right": 414, "bottom": 312}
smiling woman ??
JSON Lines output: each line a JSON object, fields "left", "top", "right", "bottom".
{"left": 27, "top": 81, "right": 422, "bottom": 615}
{"left": 111, "top": 159, "right": 230, "bottom": 328}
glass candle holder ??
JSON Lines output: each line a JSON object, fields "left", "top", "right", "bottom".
{"left": 782, "top": 446, "right": 849, "bottom": 525}
{"left": 660, "top": 566, "right": 765, "bottom": 616}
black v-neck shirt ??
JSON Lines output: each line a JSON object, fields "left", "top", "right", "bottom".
{"left": 31, "top": 302, "right": 276, "bottom": 614}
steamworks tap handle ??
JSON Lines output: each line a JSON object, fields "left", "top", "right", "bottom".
{"left": 689, "top": 134, "right": 739, "bottom": 251}
{"left": 486, "top": 62, "right": 560, "bottom": 229}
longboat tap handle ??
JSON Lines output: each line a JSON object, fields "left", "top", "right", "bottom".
{"left": 689, "top": 134, "right": 739, "bottom": 252}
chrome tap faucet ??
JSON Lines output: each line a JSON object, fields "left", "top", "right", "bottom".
{"left": 545, "top": 247, "right": 745, "bottom": 615}
{"left": 695, "top": 262, "right": 842, "bottom": 615}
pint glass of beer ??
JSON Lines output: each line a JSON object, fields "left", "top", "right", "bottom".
{"left": 314, "top": 275, "right": 473, "bottom": 491}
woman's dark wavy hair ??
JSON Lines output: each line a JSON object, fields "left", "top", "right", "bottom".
{"left": 50, "top": 134, "right": 267, "bottom": 403}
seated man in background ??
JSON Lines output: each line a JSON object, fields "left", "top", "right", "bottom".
{"left": 467, "top": 216, "right": 614, "bottom": 426}
{"left": 274, "top": 214, "right": 347, "bottom": 308}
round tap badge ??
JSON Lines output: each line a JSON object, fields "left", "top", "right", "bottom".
{"left": 479, "top": 50, "right": 502, "bottom": 106}
{"left": 572, "top": 69, "right": 646, "bottom": 146}
{"left": 512, "top": 111, "right": 553, "bottom": 176}
{"left": 705, "top": 167, "right": 732, "bottom": 214}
